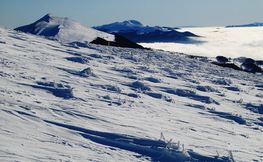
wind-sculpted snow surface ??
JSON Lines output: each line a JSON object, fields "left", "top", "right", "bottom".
{"left": 1, "top": 26, "right": 263, "bottom": 161}
{"left": 19, "top": 81, "right": 74, "bottom": 99}
{"left": 44, "top": 120, "right": 192, "bottom": 162}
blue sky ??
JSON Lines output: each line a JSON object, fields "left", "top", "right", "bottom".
{"left": 1, "top": 0, "right": 263, "bottom": 29}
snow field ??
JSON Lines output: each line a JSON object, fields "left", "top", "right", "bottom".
{"left": 0, "top": 26, "right": 263, "bottom": 161}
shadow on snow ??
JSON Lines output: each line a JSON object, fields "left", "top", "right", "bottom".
{"left": 44, "top": 120, "right": 235, "bottom": 162}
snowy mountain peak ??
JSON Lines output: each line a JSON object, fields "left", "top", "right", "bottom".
{"left": 14, "top": 13, "right": 115, "bottom": 43}
{"left": 93, "top": 20, "right": 150, "bottom": 33}
{"left": 122, "top": 20, "right": 145, "bottom": 27}
{"left": 45, "top": 13, "right": 54, "bottom": 17}
{"left": 38, "top": 13, "right": 55, "bottom": 22}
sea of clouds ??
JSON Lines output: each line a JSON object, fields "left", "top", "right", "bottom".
{"left": 140, "top": 26, "right": 263, "bottom": 60}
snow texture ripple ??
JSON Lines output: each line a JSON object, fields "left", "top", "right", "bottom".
{"left": 0, "top": 26, "right": 263, "bottom": 161}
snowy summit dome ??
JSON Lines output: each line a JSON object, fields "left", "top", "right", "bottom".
{"left": 14, "top": 13, "right": 115, "bottom": 43}
{"left": 121, "top": 20, "right": 145, "bottom": 27}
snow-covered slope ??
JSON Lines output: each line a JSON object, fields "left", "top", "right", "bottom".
{"left": 1, "top": 26, "right": 263, "bottom": 161}
{"left": 14, "top": 13, "right": 115, "bottom": 43}
{"left": 93, "top": 20, "right": 198, "bottom": 43}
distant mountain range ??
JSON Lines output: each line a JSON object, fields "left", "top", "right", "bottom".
{"left": 14, "top": 13, "right": 200, "bottom": 48}
{"left": 93, "top": 20, "right": 198, "bottom": 43}
{"left": 14, "top": 14, "right": 144, "bottom": 49}
{"left": 226, "top": 22, "right": 263, "bottom": 28}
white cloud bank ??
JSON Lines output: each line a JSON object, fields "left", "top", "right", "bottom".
{"left": 140, "top": 26, "right": 263, "bottom": 60}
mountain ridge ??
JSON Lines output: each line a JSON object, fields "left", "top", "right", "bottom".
{"left": 226, "top": 22, "right": 263, "bottom": 28}
{"left": 93, "top": 20, "right": 198, "bottom": 43}
{"left": 14, "top": 14, "right": 145, "bottom": 49}
{"left": 93, "top": 20, "right": 179, "bottom": 34}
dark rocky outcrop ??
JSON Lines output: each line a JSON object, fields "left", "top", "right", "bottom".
{"left": 216, "top": 56, "right": 229, "bottom": 63}
{"left": 211, "top": 62, "right": 241, "bottom": 71}
{"left": 241, "top": 58, "right": 262, "bottom": 73}
{"left": 90, "top": 34, "right": 145, "bottom": 49}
